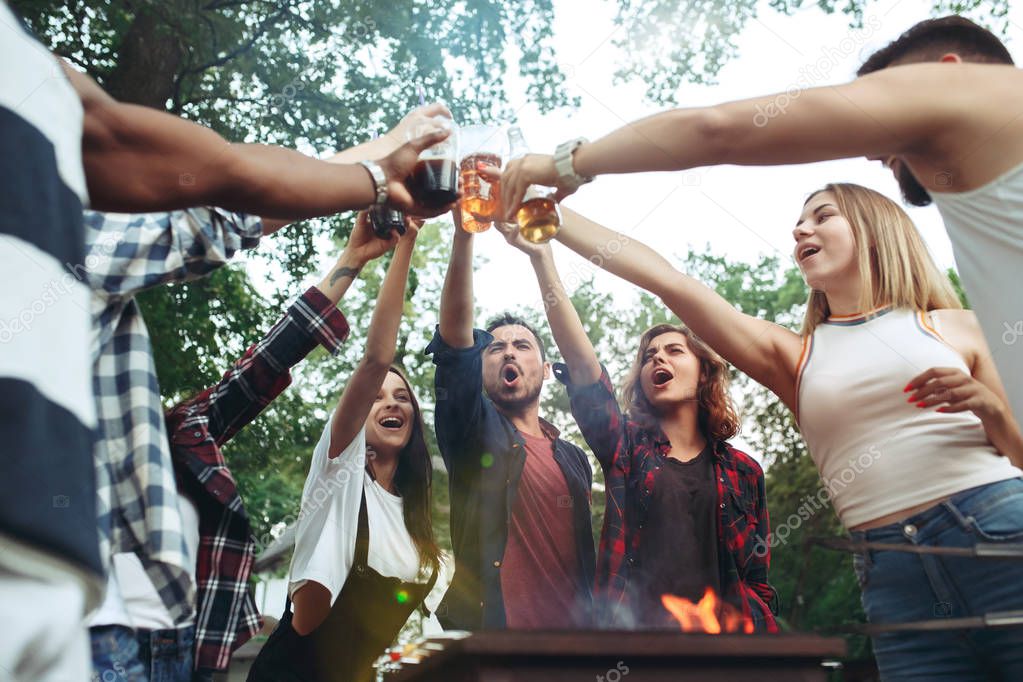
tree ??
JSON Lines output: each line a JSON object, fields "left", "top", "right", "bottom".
{"left": 199, "top": 219, "right": 461, "bottom": 557}
{"left": 18, "top": 1, "right": 990, "bottom": 654}
{"left": 611, "top": 0, "right": 1010, "bottom": 104}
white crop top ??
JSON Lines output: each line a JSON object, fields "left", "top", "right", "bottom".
{"left": 796, "top": 307, "right": 1020, "bottom": 528}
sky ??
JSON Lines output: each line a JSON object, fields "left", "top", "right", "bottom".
{"left": 470, "top": 0, "right": 1023, "bottom": 318}
{"left": 474, "top": 0, "right": 1023, "bottom": 458}
{"left": 248, "top": 0, "right": 1023, "bottom": 457}
{"left": 274, "top": 0, "right": 1023, "bottom": 319}
{"left": 259, "top": 0, "right": 1023, "bottom": 316}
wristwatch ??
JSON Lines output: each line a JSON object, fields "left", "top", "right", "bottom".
{"left": 359, "top": 160, "right": 389, "bottom": 206}
{"left": 553, "top": 137, "right": 593, "bottom": 191}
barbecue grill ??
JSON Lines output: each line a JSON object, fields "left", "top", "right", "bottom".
{"left": 379, "top": 630, "right": 847, "bottom": 681}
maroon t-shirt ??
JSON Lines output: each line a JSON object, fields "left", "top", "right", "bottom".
{"left": 500, "top": 430, "right": 583, "bottom": 629}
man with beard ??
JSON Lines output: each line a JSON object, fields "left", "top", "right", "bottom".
{"left": 426, "top": 210, "right": 595, "bottom": 631}
{"left": 499, "top": 15, "right": 1023, "bottom": 425}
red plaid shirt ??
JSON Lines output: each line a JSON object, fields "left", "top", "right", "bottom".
{"left": 554, "top": 364, "right": 777, "bottom": 631}
{"left": 166, "top": 287, "right": 349, "bottom": 671}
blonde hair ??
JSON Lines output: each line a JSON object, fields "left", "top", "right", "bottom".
{"left": 621, "top": 324, "right": 740, "bottom": 442}
{"left": 800, "top": 183, "right": 961, "bottom": 336}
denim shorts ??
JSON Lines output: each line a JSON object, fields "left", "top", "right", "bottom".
{"left": 851, "top": 477, "right": 1023, "bottom": 681}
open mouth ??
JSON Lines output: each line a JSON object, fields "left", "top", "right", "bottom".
{"left": 379, "top": 416, "right": 404, "bottom": 430}
{"left": 652, "top": 368, "right": 673, "bottom": 387}
{"left": 502, "top": 364, "right": 520, "bottom": 387}
{"left": 798, "top": 245, "right": 821, "bottom": 262}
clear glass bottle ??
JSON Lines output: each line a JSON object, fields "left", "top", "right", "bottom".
{"left": 507, "top": 126, "right": 560, "bottom": 244}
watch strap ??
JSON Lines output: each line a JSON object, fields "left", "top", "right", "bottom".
{"left": 553, "top": 137, "right": 593, "bottom": 191}
{"left": 359, "top": 160, "right": 389, "bottom": 206}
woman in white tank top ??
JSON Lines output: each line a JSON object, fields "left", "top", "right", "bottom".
{"left": 547, "top": 183, "right": 1023, "bottom": 680}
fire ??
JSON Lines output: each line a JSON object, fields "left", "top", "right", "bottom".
{"left": 661, "top": 588, "right": 754, "bottom": 634}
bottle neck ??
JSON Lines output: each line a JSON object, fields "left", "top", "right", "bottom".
{"left": 508, "top": 128, "right": 529, "bottom": 159}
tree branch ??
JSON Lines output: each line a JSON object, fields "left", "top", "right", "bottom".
{"left": 184, "top": 2, "right": 293, "bottom": 74}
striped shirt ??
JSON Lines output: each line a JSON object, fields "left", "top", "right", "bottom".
{"left": 0, "top": 4, "right": 102, "bottom": 606}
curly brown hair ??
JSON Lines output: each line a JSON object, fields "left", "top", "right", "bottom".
{"left": 621, "top": 324, "right": 740, "bottom": 442}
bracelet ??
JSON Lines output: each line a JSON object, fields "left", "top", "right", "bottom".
{"left": 359, "top": 160, "right": 389, "bottom": 206}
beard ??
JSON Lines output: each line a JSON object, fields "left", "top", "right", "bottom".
{"left": 484, "top": 373, "right": 543, "bottom": 413}
{"left": 894, "top": 161, "right": 933, "bottom": 207}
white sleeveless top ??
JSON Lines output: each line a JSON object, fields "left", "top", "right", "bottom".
{"left": 289, "top": 421, "right": 425, "bottom": 604}
{"left": 796, "top": 307, "right": 1021, "bottom": 528}
{"left": 931, "top": 163, "right": 1023, "bottom": 424}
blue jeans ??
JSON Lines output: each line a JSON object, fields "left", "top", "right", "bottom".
{"left": 852, "top": 478, "right": 1023, "bottom": 681}
{"left": 91, "top": 625, "right": 148, "bottom": 682}
{"left": 135, "top": 625, "right": 195, "bottom": 682}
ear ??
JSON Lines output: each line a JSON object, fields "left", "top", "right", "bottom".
{"left": 542, "top": 361, "right": 552, "bottom": 381}
{"left": 939, "top": 53, "right": 962, "bottom": 64}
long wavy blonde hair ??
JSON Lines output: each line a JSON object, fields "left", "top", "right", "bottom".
{"left": 800, "top": 183, "right": 961, "bottom": 336}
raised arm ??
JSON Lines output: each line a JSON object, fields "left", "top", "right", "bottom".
{"left": 323, "top": 103, "right": 453, "bottom": 166}
{"left": 262, "top": 102, "right": 452, "bottom": 234}
{"left": 328, "top": 215, "right": 419, "bottom": 458}
{"left": 492, "top": 221, "right": 627, "bottom": 470}
{"left": 498, "top": 64, "right": 976, "bottom": 216}
{"left": 437, "top": 209, "right": 476, "bottom": 349}
{"left": 493, "top": 222, "right": 600, "bottom": 385}
{"left": 176, "top": 211, "right": 403, "bottom": 445}
{"left": 63, "top": 63, "right": 450, "bottom": 218}
{"left": 554, "top": 207, "right": 803, "bottom": 410}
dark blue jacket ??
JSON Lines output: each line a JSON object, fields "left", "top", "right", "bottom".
{"left": 426, "top": 328, "right": 595, "bottom": 630}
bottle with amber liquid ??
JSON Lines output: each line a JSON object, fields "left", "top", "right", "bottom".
{"left": 507, "top": 127, "right": 560, "bottom": 244}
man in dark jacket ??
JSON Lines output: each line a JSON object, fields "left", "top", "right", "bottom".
{"left": 427, "top": 211, "right": 595, "bottom": 631}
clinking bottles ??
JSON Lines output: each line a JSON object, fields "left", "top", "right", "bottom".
{"left": 507, "top": 127, "right": 560, "bottom": 244}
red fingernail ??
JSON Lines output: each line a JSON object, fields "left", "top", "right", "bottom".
{"left": 906, "top": 395, "right": 916, "bottom": 403}
{"left": 936, "top": 407, "right": 947, "bottom": 413}
{"left": 916, "top": 401, "right": 927, "bottom": 408}
{"left": 903, "top": 383, "right": 913, "bottom": 393}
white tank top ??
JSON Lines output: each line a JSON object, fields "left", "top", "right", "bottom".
{"left": 288, "top": 421, "right": 427, "bottom": 604}
{"left": 931, "top": 163, "right": 1023, "bottom": 424}
{"left": 796, "top": 307, "right": 1020, "bottom": 528}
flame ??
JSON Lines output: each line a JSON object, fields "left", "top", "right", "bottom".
{"left": 661, "top": 588, "right": 754, "bottom": 634}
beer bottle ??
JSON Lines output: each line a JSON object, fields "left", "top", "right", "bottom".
{"left": 507, "top": 127, "right": 560, "bottom": 244}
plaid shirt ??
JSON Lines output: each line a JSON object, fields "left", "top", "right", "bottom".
{"left": 84, "top": 208, "right": 262, "bottom": 622}
{"left": 554, "top": 364, "right": 778, "bottom": 631}
{"left": 166, "top": 287, "right": 349, "bottom": 671}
